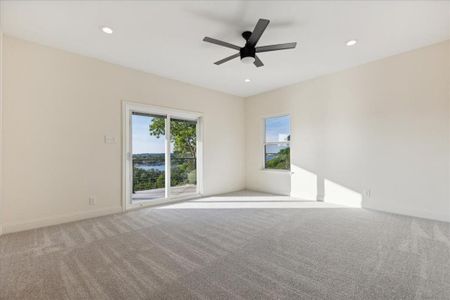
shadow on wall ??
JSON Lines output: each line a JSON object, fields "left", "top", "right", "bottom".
{"left": 290, "top": 165, "right": 362, "bottom": 208}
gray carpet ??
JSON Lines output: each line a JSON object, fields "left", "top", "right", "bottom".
{"left": 1, "top": 191, "right": 449, "bottom": 299}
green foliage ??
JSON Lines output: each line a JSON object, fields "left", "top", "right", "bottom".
{"left": 265, "top": 147, "right": 290, "bottom": 170}
{"left": 133, "top": 167, "right": 165, "bottom": 191}
{"left": 132, "top": 161, "right": 196, "bottom": 192}
{"left": 149, "top": 118, "right": 196, "bottom": 159}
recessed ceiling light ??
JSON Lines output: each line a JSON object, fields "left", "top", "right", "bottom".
{"left": 244, "top": 78, "right": 251, "bottom": 83}
{"left": 101, "top": 26, "right": 113, "bottom": 34}
{"left": 346, "top": 39, "right": 357, "bottom": 46}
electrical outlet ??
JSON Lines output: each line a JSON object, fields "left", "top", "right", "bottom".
{"left": 89, "top": 196, "right": 96, "bottom": 206}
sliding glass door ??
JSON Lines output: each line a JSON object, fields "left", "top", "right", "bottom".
{"left": 125, "top": 103, "right": 201, "bottom": 209}
{"left": 170, "top": 118, "right": 197, "bottom": 197}
{"left": 131, "top": 113, "right": 166, "bottom": 201}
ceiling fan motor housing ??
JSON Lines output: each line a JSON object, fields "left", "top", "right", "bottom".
{"left": 240, "top": 30, "right": 256, "bottom": 62}
{"left": 240, "top": 46, "right": 256, "bottom": 61}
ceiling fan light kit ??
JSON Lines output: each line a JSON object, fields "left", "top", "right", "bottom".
{"left": 203, "top": 18, "right": 297, "bottom": 68}
{"left": 240, "top": 41, "right": 256, "bottom": 64}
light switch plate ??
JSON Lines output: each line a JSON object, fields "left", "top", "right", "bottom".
{"left": 104, "top": 136, "right": 117, "bottom": 144}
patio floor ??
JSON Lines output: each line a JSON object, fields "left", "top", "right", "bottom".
{"left": 132, "top": 184, "right": 196, "bottom": 201}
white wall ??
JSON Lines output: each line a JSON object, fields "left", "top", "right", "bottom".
{"left": 1, "top": 36, "right": 245, "bottom": 233}
{"left": 245, "top": 41, "right": 450, "bottom": 222}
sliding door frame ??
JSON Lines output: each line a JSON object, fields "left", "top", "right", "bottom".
{"left": 122, "top": 101, "right": 203, "bottom": 211}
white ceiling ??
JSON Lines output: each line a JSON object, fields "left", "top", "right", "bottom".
{"left": 2, "top": 1, "right": 449, "bottom": 97}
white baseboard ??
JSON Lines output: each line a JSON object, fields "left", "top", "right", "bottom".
{"left": 2, "top": 206, "right": 123, "bottom": 234}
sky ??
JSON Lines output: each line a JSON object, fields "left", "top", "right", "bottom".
{"left": 265, "top": 115, "right": 290, "bottom": 143}
{"left": 132, "top": 115, "right": 165, "bottom": 154}
{"left": 265, "top": 116, "right": 290, "bottom": 154}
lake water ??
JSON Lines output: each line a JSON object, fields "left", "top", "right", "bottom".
{"left": 135, "top": 164, "right": 165, "bottom": 171}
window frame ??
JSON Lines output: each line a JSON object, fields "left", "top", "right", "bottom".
{"left": 262, "top": 114, "right": 291, "bottom": 171}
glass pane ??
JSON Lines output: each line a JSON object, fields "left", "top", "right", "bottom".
{"left": 170, "top": 118, "right": 197, "bottom": 197}
{"left": 265, "top": 143, "right": 290, "bottom": 170}
{"left": 265, "top": 115, "right": 290, "bottom": 143}
{"left": 131, "top": 113, "right": 166, "bottom": 202}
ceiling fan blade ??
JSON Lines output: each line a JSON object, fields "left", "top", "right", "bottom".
{"left": 247, "top": 18, "right": 270, "bottom": 47}
{"left": 256, "top": 42, "right": 297, "bottom": 53}
{"left": 254, "top": 55, "right": 264, "bottom": 67}
{"left": 214, "top": 53, "right": 240, "bottom": 65}
{"left": 203, "top": 37, "right": 241, "bottom": 50}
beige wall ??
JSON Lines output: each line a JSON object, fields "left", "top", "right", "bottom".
{"left": 1, "top": 36, "right": 449, "bottom": 233}
{"left": 0, "top": 32, "right": 3, "bottom": 235}
{"left": 1, "top": 36, "right": 245, "bottom": 232}
{"left": 245, "top": 41, "right": 450, "bottom": 222}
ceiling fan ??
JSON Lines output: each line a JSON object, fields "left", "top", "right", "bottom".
{"left": 203, "top": 18, "right": 297, "bottom": 68}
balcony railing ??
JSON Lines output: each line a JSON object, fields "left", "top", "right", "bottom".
{"left": 132, "top": 157, "right": 196, "bottom": 194}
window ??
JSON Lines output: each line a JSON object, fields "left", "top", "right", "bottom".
{"left": 264, "top": 115, "right": 290, "bottom": 170}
